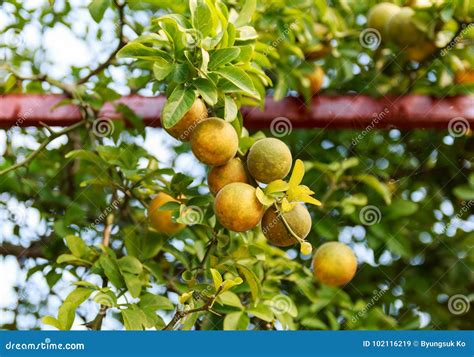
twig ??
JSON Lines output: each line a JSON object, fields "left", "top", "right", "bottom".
{"left": 77, "top": 1, "right": 126, "bottom": 84}
{"left": 0, "top": 64, "right": 74, "bottom": 96}
{"left": 0, "top": 120, "right": 87, "bottom": 176}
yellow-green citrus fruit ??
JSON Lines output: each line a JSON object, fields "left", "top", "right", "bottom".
{"left": 191, "top": 118, "right": 238, "bottom": 166}
{"left": 247, "top": 138, "right": 292, "bottom": 184}
{"left": 455, "top": 69, "right": 474, "bottom": 84}
{"left": 214, "top": 183, "right": 264, "bottom": 232}
{"left": 148, "top": 192, "right": 185, "bottom": 235}
{"left": 367, "top": 2, "right": 401, "bottom": 40}
{"left": 208, "top": 158, "right": 249, "bottom": 196}
{"left": 405, "top": 41, "right": 436, "bottom": 62}
{"left": 387, "top": 7, "right": 425, "bottom": 47}
{"left": 261, "top": 204, "right": 312, "bottom": 247}
{"left": 304, "top": 44, "right": 332, "bottom": 60}
{"left": 313, "top": 242, "right": 357, "bottom": 287}
{"left": 162, "top": 98, "right": 208, "bottom": 141}
{"left": 307, "top": 66, "right": 325, "bottom": 94}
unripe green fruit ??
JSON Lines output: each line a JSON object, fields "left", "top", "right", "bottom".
{"left": 367, "top": 2, "right": 401, "bottom": 40}
{"left": 261, "top": 204, "right": 312, "bottom": 247}
{"left": 214, "top": 183, "right": 264, "bottom": 232}
{"left": 247, "top": 138, "right": 292, "bottom": 184}
{"left": 162, "top": 99, "right": 208, "bottom": 141}
{"left": 208, "top": 158, "right": 249, "bottom": 196}
{"left": 191, "top": 118, "right": 238, "bottom": 166}
{"left": 387, "top": 7, "right": 425, "bottom": 47}
{"left": 313, "top": 242, "right": 357, "bottom": 287}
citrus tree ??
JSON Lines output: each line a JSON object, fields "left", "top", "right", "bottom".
{"left": 0, "top": 0, "right": 472, "bottom": 330}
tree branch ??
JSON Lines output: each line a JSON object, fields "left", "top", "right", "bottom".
{"left": 0, "top": 242, "right": 45, "bottom": 259}
{"left": 77, "top": 1, "right": 127, "bottom": 85}
{"left": 0, "top": 120, "right": 87, "bottom": 176}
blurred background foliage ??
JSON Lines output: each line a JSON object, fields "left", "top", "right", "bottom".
{"left": 0, "top": 0, "right": 472, "bottom": 330}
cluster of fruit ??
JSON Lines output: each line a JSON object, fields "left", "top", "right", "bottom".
{"left": 367, "top": 2, "right": 436, "bottom": 62}
{"left": 147, "top": 98, "right": 357, "bottom": 287}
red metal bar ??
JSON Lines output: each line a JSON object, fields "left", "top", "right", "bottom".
{"left": 0, "top": 94, "right": 472, "bottom": 129}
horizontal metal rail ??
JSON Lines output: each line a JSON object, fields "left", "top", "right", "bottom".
{"left": 0, "top": 94, "right": 472, "bottom": 129}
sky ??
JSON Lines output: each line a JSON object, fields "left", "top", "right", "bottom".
{"left": 0, "top": 0, "right": 472, "bottom": 330}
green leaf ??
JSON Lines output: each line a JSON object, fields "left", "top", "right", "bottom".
{"left": 354, "top": 175, "right": 392, "bottom": 205}
{"left": 93, "top": 291, "right": 117, "bottom": 307}
{"left": 209, "top": 47, "right": 241, "bottom": 69}
{"left": 88, "top": 0, "right": 110, "bottom": 23}
{"left": 221, "top": 277, "right": 243, "bottom": 292}
{"left": 385, "top": 199, "right": 418, "bottom": 220}
{"left": 117, "top": 42, "right": 172, "bottom": 61}
{"left": 121, "top": 307, "right": 144, "bottom": 330}
{"left": 210, "top": 268, "right": 223, "bottom": 291}
{"left": 190, "top": 0, "right": 214, "bottom": 39}
{"left": 42, "top": 316, "right": 61, "bottom": 329}
{"left": 234, "top": 0, "right": 256, "bottom": 27}
{"left": 123, "top": 272, "right": 142, "bottom": 298}
{"left": 100, "top": 254, "right": 125, "bottom": 288}
{"left": 58, "top": 288, "right": 93, "bottom": 330}
{"left": 224, "top": 95, "right": 238, "bottom": 122}
{"left": 214, "top": 67, "right": 258, "bottom": 98}
{"left": 247, "top": 303, "right": 274, "bottom": 322}
{"left": 161, "top": 86, "right": 196, "bottom": 129}
{"left": 193, "top": 77, "right": 218, "bottom": 105}
{"left": 453, "top": 185, "right": 474, "bottom": 200}
{"left": 236, "top": 264, "right": 261, "bottom": 302}
{"left": 138, "top": 293, "right": 174, "bottom": 310}
{"left": 65, "top": 235, "right": 91, "bottom": 259}
{"left": 118, "top": 256, "right": 143, "bottom": 275}
{"left": 223, "top": 311, "right": 249, "bottom": 330}
{"left": 153, "top": 60, "right": 173, "bottom": 81}
{"left": 217, "top": 291, "right": 243, "bottom": 309}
